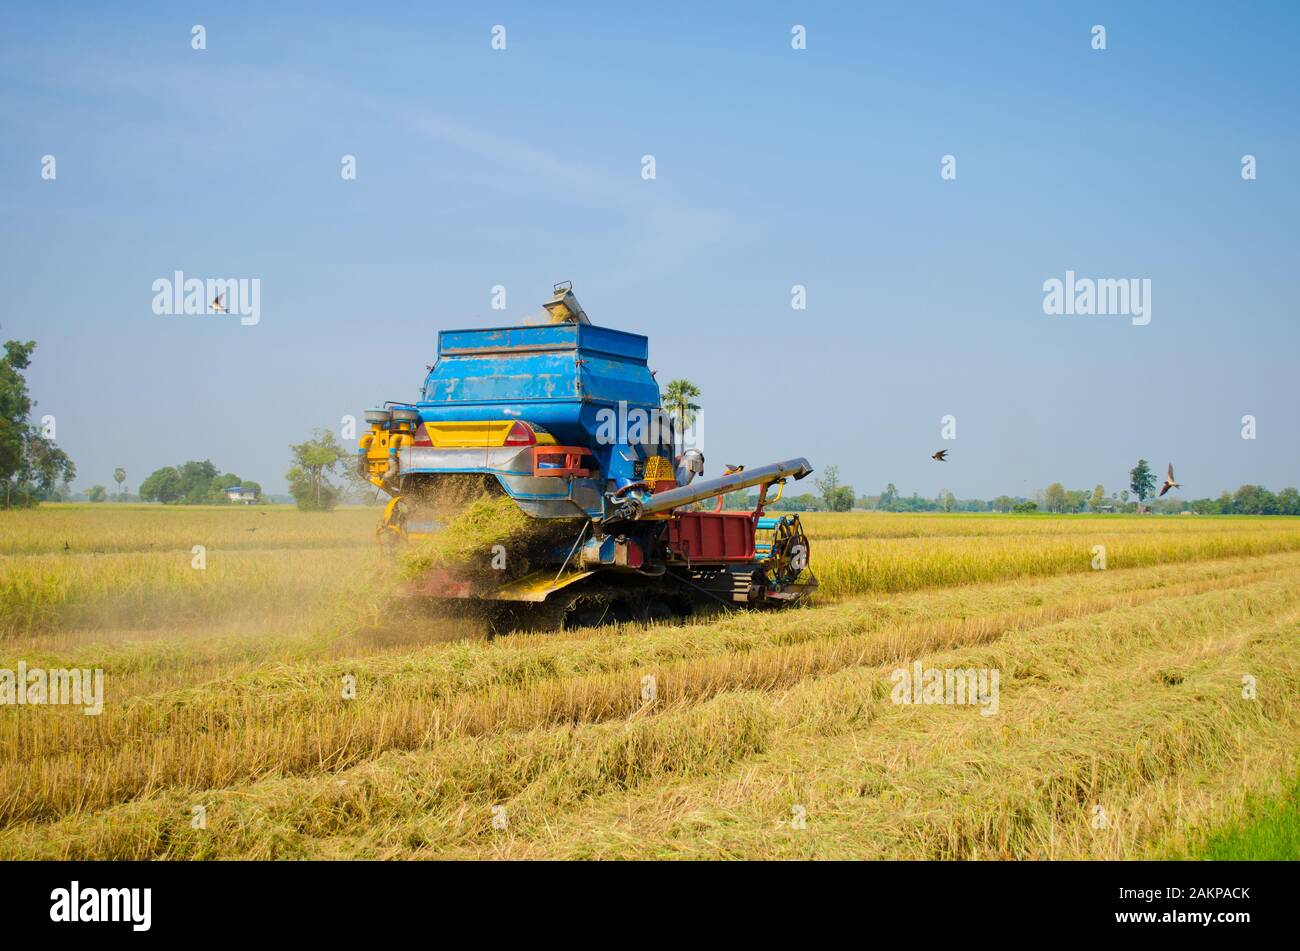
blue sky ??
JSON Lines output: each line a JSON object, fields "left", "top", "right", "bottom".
{"left": 2, "top": 1, "right": 1297, "bottom": 498}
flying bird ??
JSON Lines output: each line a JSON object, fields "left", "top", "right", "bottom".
{"left": 211, "top": 292, "right": 227, "bottom": 313}
{"left": 1158, "top": 463, "right": 1181, "bottom": 497}
{"left": 932, "top": 450, "right": 948, "bottom": 462}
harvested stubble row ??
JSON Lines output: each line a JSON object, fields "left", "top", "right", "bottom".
{"left": 1, "top": 557, "right": 1297, "bottom": 858}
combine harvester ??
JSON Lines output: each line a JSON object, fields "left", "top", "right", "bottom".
{"left": 358, "top": 283, "right": 817, "bottom": 628}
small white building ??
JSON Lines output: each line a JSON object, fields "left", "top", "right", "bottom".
{"left": 226, "top": 485, "right": 257, "bottom": 505}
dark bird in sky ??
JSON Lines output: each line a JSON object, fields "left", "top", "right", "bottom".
{"left": 211, "top": 292, "right": 227, "bottom": 313}
{"left": 932, "top": 450, "right": 948, "bottom": 462}
{"left": 1158, "top": 463, "right": 1182, "bottom": 497}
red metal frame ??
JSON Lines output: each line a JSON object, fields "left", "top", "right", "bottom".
{"left": 532, "top": 445, "right": 595, "bottom": 478}
{"left": 667, "top": 510, "right": 756, "bottom": 562}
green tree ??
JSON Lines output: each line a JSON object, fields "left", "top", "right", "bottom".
{"left": 113, "top": 467, "right": 126, "bottom": 499}
{"left": 816, "top": 465, "right": 854, "bottom": 511}
{"left": 17, "top": 430, "right": 76, "bottom": 505}
{"left": 1277, "top": 487, "right": 1300, "bottom": 516}
{"left": 1129, "top": 459, "right": 1155, "bottom": 512}
{"left": 87, "top": 485, "right": 108, "bottom": 502}
{"left": 661, "top": 379, "right": 701, "bottom": 440}
{"left": 1233, "top": 484, "right": 1278, "bottom": 515}
{"left": 1043, "top": 482, "right": 1067, "bottom": 513}
{"left": 176, "top": 460, "right": 220, "bottom": 504}
{"left": 287, "top": 429, "right": 349, "bottom": 511}
{"left": 139, "top": 466, "right": 183, "bottom": 504}
{"left": 940, "top": 488, "right": 956, "bottom": 513}
{"left": 0, "top": 341, "right": 33, "bottom": 492}
{"left": 1090, "top": 484, "right": 1106, "bottom": 511}
{"left": 992, "top": 495, "right": 1015, "bottom": 513}
{"left": 1, "top": 340, "right": 76, "bottom": 508}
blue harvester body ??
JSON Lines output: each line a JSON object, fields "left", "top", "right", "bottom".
{"left": 358, "top": 284, "right": 816, "bottom": 625}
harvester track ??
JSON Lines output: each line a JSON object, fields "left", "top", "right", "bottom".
{"left": 489, "top": 578, "right": 697, "bottom": 634}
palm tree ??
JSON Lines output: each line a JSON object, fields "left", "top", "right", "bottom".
{"left": 113, "top": 467, "right": 126, "bottom": 499}
{"left": 662, "top": 379, "right": 701, "bottom": 434}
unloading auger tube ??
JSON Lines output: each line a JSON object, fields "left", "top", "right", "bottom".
{"left": 612, "top": 458, "right": 814, "bottom": 521}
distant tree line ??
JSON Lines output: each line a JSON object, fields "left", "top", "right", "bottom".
{"left": 137, "top": 460, "right": 262, "bottom": 505}
{"left": 718, "top": 458, "right": 1300, "bottom": 516}
{"left": 1187, "top": 485, "right": 1300, "bottom": 515}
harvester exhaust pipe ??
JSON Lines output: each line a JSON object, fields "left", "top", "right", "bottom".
{"left": 619, "top": 458, "right": 813, "bottom": 520}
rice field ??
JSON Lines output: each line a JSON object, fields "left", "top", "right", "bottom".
{"left": 0, "top": 504, "right": 1297, "bottom": 859}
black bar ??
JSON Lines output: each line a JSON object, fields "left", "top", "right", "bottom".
{"left": 0, "top": 860, "right": 1287, "bottom": 938}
